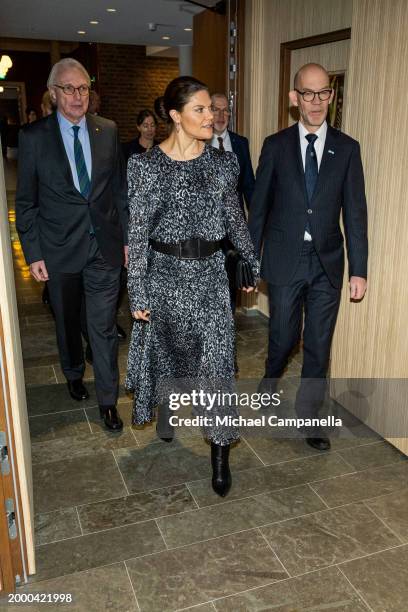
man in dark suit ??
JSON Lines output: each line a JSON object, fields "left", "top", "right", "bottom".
{"left": 210, "top": 93, "right": 255, "bottom": 211}
{"left": 16, "top": 58, "right": 128, "bottom": 431}
{"left": 249, "top": 63, "right": 368, "bottom": 450}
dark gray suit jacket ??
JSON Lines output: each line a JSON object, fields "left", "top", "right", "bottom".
{"left": 16, "top": 112, "right": 128, "bottom": 273}
{"left": 248, "top": 123, "right": 368, "bottom": 288}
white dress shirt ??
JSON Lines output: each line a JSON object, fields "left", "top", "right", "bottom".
{"left": 211, "top": 129, "right": 233, "bottom": 152}
{"left": 298, "top": 120, "right": 327, "bottom": 240}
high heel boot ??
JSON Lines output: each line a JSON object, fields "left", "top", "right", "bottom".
{"left": 211, "top": 442, "right": 231, "bottom": 497}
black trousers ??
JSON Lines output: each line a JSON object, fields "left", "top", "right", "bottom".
{"left": 266, "top": 242, "right": 341, "bottom": 419}
{"left": 47, "top": 236, "right": 121, "bottom": 406}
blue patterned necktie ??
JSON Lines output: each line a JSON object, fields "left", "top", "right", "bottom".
{"left": 305, "top": 133, "right": 318, "bottom": 202}
{"left": 72, "top": 125, "right": 91, "bottom": 198}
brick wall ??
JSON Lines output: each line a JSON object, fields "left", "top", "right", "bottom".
{"left": 97, "top": 44, "right": 179, "bottom": 142}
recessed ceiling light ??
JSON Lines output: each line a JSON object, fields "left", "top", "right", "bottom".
{"left": 162, "top": 36, "right": 171, "bottom": 40}
{"left": 77, "top": 30, "right": 86, "bottom": 35}
{"left": 106, "top": 8, "right": 116, "bottom": 12}
{"left": 184, "top": 27, "right": 192, "bottom": 31}
{"left": 89, "top": 20, "right": 99, "bottom": 25}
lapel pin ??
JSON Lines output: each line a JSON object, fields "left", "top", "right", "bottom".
{"left": 95, "top": 127, "right": 100, "bottom": 132}
{"left": 328, "top": 149, "right": 335, "bottom": 155}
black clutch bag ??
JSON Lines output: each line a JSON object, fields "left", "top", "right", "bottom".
{"left": 222, "top": 239, "right": 255, "bottom": 290}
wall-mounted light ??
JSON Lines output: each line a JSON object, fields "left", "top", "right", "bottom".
{"left": 0, "top": 55, "right": 12, "bottom": 79}
{"left": 0, "top": 86, "right": 4, "bottom": 93}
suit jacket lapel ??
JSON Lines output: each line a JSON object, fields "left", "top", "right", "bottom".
{"left": 49, "top": 112, "right": 77, "bottom": 188}
{"left": 312, "top": 125, "right": 339, "bottom": 201}
{"left": 86, "top": 113, "right": 100, "bottom": 195}
{"left": 286, "top": 123, "right": 309, "bottom": 205}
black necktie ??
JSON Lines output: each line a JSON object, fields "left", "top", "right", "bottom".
{"left": 72, "top": 125, "right": 91, "bottom": 198}
{"left": 218, "top": 136, "right": 225, "bottom": 152}
{"left": 305, "top": 133, "right": 318, "bottom": 202}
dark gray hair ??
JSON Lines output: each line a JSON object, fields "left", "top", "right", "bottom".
{"left": 47, "top": 58, "right": 91, "bottom": 88}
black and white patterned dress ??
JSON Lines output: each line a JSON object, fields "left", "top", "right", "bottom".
{"left": 126, "top": 144, "right": 259, "bottom": 445}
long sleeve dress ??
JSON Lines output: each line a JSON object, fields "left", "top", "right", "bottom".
{"left": 126, "top": 144, "right": 259, "bottom": 445}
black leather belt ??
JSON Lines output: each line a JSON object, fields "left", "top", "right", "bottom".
{"left": 149, "top": 238, "right": 222, "bottom": 260}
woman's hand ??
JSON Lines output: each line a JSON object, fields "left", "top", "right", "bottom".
{"left": 133, "top": 309, "right": 151, "bottom": 321}
{"left": 242, "top": 287, "right": 255, "bottom": 293}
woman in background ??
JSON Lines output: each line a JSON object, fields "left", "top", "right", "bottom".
{"left": 126, "top": 77, "right": 258, "bottom": 497}
{"left": 123, "top": 109, "right": 157, "bottom": 161}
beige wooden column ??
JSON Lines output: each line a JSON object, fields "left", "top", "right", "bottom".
{"left": 331, "top": 0, "right": 408, "bottom": 455}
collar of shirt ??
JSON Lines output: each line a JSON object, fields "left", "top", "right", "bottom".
{"left": 57, "top": 111, "right": 88, "bottom": 135}
{"left": 211, "top": 129, "right": 232, "bottom": 152}
{"left": 298, "top": 120, "right": 327, "bottom": 170}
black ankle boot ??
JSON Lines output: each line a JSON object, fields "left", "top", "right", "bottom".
{"left": 211, "top": 442, "right": 231, "bottom": 497}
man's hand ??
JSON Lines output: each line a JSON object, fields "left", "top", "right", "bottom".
{"left": 123, "top": 245, "right": 129, "bottom": 268}
{"left": 30, "top": 260, "right": 49, "bottom": 282}
{"left": 133, "top": 309, "right": 150, "bottom": 321}
{"left": 349, "top": 276, "right": 367, "bottom": 300}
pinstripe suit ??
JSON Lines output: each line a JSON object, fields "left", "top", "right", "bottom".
{"left": 249, "top": 122, "right": 368, "bottom": 418}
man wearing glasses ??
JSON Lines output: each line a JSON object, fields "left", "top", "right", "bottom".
{"left": 16, "top": 58, "right": 127, "bottom": 431}
{"left": 249, "top": 63, "right": 368, "bottom": 450}
{"left": 210, "top": 93, "right": 255, "bottom": 212}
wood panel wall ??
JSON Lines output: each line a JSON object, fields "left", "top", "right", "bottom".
{"left": 192, "top": 9, "right": 228, "bottom": 94}
{"left": 331, "top": 0, "right": 408, "bottom": 455}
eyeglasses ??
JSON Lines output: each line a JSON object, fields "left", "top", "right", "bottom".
{"left": 54, "top": 84, "right": 90, "bottom": 96}
{"left": 295, "top": 89, "right": 333, "bottom": 102}
{"left": 211, "top": 107, "right": 230, "bottom": 115}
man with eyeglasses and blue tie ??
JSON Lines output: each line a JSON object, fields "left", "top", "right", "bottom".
{"left": 249, "top": 63, "right": 368, "bottom": 450}
{"left": 16, "top": 58, "right": 128, "bottom": 431}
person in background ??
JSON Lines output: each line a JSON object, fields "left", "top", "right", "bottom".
{"left": 210, "top": 93, "right": 255, "bottom": 212}
{"left": 122, "top": 109, "right": 158, "bottom": 162}
{"left": 210, "top": 93, "right": 256, "bottom": 374}
{"left": 26, "top": 108, "right": 38, "bottom": 124}
{"left": 249, "top": 63, "right": 368, "bottom": 451}
{"left": 16, "top": 58, "right": 128, "bottom": 432}
{"left": 41, "top": 91, "right": 55, "bottom": 117}
{"left": 88, "top": 90, "right": 101, "bottom": 115}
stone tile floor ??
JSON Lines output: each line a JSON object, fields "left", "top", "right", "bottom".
{"left": 2, "top": 162, "right": 408, "bottom": 610}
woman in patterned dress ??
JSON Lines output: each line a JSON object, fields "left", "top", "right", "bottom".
{"left": 126, "top": 77, "right": 259, "bottom": 497}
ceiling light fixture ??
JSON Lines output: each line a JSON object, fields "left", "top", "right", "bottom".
{"left": 106, "top": 8, "right": 116, "bottom": 12}
{"left": 162, "top": 36, "right": 171, "bottom": 40}
{"left": 89, "top": 20, "right": 99, "bottom": 25}
{"left": 77, "top": 30, "right": 86, "bottom": 35}
{"left": 184, "top": 27, "right": 192, "bottom": 31}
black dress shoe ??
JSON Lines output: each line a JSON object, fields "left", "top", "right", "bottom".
{"left": 99, "top": 405, "right": 123, "bottom": 431}
{"left": 117, "top": 324, "right": 127, "bottom": 340}
{"left": 211, "top": 442, "right": 231, "bottom": 497}
{"left": 67, "top": 379, "right": 89, "bottom": 401}
{"left": 85, "top": 344, "right": 93, "bottom": 365}
{"left": 155, "top": 425, "right": 173, "bottom": 442}
{"left": 306, "top": 436, "right": 331, "bottom": 451}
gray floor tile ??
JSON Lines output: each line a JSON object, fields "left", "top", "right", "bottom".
{"left": 214, "top": 566, "right": 369, "bottom": 611}
{"left": 33, "top": 452, "right": 127, "bottom": 514}
{"left": 35, "top": 507, "right": 82, "bottom": 546}
{"left": 29, "top": 410, "right": 90, "bottom": 442}
{"left": 336, "top": 440, "right": 406, "bottom": 470}
{"left": 260, "top": 502, "right": 400, "bottom": 576}
{"left": 32, "top": 521, "right": 165, "bottom": 583}
{"left": 115, "top": 437, "right": 262, "bottom": 494}
{"left": 0, "top": 563, "right": 138, "bottom": 611}
{"left": 78, "top": 484, "right": 196, "bottom": 534}
{"left": 243, "top": 436, "right": 323, "bottom": 465}
{"left": 341, "top": 544, "right": 408, "bottom": 612}
{"left": 311, "top": 462, "right": 408, "bottom": 507}
{"left": 187, "top": 452, "right": 353, "bottom": 507}
{"left": 31, "top": 428, "right": 137, "bottom": 464}
{"left": 365, "top": 489, "right": 408, "bottom": 542}
{"left": 126, "top": 529, "right": 287, "bottom": 611}
{"left": 157, "top": 484, "right": 325, "bottom": 548}
{"left": 25, "top": 366, "right": 57, "bottom": 386}
{"left": 26, "top": 383, "right": 98, "bottom": 417}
